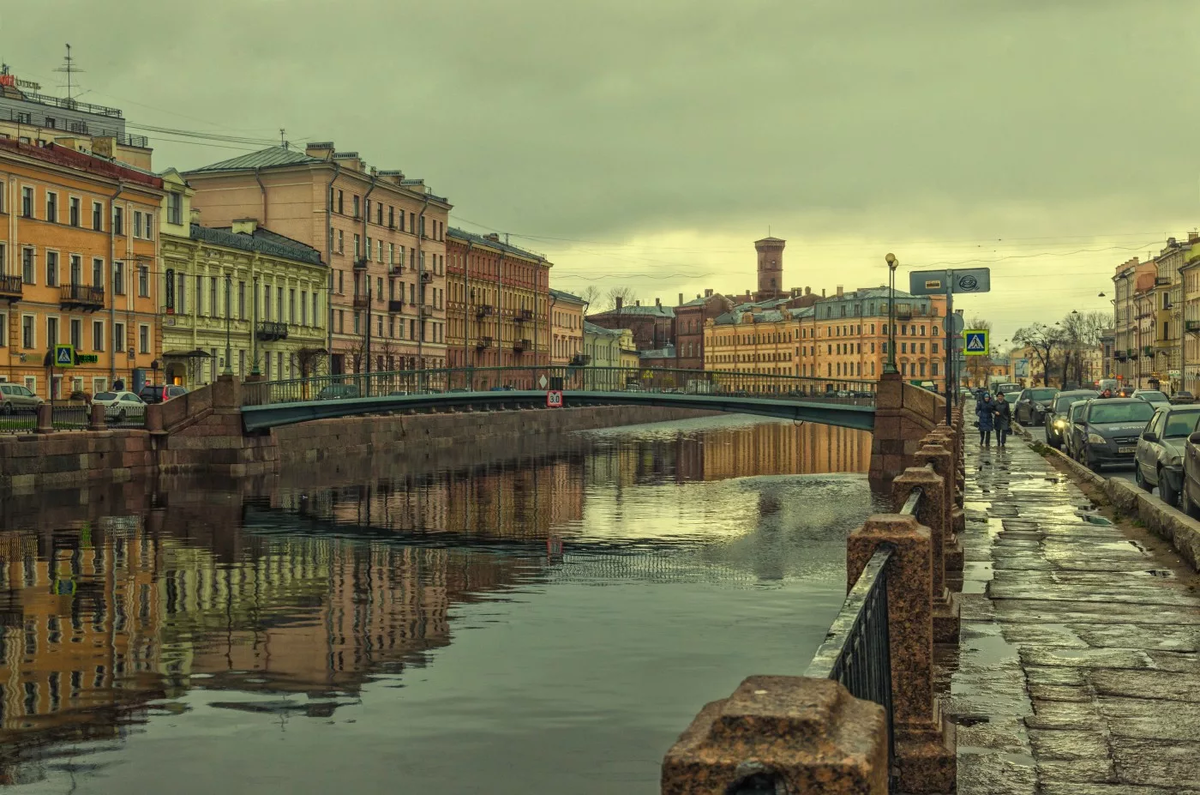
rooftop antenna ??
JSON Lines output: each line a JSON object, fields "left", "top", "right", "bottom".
{"left": 280, "top": 129, "right": 287, "bottom": 149}
{"left": 54, "top": 43, "right": 83, "bottom": 101}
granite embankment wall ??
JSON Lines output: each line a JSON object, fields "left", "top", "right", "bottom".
{"left": 0, "top": 377, "right": 716, "bottom": 492}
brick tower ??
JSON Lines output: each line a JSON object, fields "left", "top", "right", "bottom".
{"left": 754, "top": 237, "right": 786, "bottom": 301}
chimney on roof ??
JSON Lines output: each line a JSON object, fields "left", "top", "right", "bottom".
{"left": 485, "top": 233, "right": 501, "bottom": 242}
{"left": 190, "top": 208, "right": 201, "bottom": 224}
{"left": 805, "top": 286, "right": 811, "bottom": 295}
{"left": 655, "top": 297, "right": 661, "bottom": 307}
{"left": 822, "top": 288, "right": 826, "bottom": 297}
{"left": 232, "top": 218, "right": 258, "bottom": 236}
{"left": 305, "top": 142, "right": 335, "bottom": 162}
{"left": 705, "top": 288, "right": 713, "bottom": 298}
{"left": 635, "top": 300, "right": 641, "bottom": 307}
{"left": 1169, "top": 237, "right": 1178, "bottom": 247}
{"left": 1190, "top": 230, "right": 1199, "bottom": 244}
{"left": 678, "top": 293, "right": 683, "bottom": 306}
{"left": 616, "top": 297, "right": 623, "bottom": 311}
{"left": 837, "top": 285, "right": 844, "bottom": 297}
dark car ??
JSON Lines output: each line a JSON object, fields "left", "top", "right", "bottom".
{"left": 1045, "top": 389, "right": 1099, "bottom": 449}
{"left": 138, "top": 383, "right": 188, "bottom": 404}
{"left": 1065, "top": 400, "right": 1092, "bottom": 461}
{"left": 315, "top": 384, "right": 361, "bottom": 400}
{"left": 1132, "top": 389, "right": 1171, "bottom": 410}
{"left": 1134, "top": 405, "right": 1200, "bottom": 506}
{"left": 1171, "top": 390, "right": 1195, "bottom": 405}
{"left": 1014, "top": 387, "right": 1059, "bottom": 426}
{"left": 1075, "top": 397, "right": 1156, "bottom": 471}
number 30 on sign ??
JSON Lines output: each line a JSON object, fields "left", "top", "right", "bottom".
{"left": 545, "top": 390, "right": 563, "bottom": 408}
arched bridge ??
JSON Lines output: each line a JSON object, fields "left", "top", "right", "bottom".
{"left": 238, "top": 366, "right": 878, "bottom": 433}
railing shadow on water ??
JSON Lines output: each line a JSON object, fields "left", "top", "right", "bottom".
{"left": 242, "top": 366, "right": 879, "bottom": 408}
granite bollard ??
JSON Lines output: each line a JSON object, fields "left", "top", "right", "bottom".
{"left": 660, "top": 676, "right": 889, "bottom": 794}
{"left": 88, "top": 403, "right": 106, "bottom": 432}
{"left": 846, "top": 511, "right": 955, "bottom": 794}
{"left": 895, "top": 457, "right": 961, "bottom": 643}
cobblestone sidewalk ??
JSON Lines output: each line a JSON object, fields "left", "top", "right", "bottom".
{"left": 951, "top": 437, "right": 1200, "bottom": 794}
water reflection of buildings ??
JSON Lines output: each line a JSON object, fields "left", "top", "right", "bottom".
{"left": 0, "top": 418, "right": 870, "bottom": 778}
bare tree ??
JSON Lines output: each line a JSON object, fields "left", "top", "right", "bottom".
{"left": 606, "top": 285, "right": 636, "bottom": 312}
{"left": 1059, "top": 310, "right": 1108, "bottom": 386}
{"left": 295, "top": 347, "right": 327, "bottom": 379}
{"left": 579, "top": 285, "right": 601, "bottom": 313}
{"left": 1013, "top": 323, "right": 1066, "bottom": 387}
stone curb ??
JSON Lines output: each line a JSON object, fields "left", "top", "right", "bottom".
{"left": 1014, "top": 422, "right": 1200, "bottom": 572}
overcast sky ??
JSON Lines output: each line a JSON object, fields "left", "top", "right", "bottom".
{"left": 6, "top": 0, "right": 1200, "bottom": 347}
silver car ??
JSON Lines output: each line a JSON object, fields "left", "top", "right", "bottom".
{"left": 1134, "top": 405, "right": 1200, "bottom": 506}
{"left": 0, "top": 383, "right": 43, "bottom": 414}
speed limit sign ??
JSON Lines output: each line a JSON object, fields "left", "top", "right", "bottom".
{"left": 545, "top": 390, "right": 563, "bottom": 408}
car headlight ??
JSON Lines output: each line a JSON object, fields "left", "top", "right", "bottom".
{"left": 1087, "top": 433, "right": 1107, "bottom": 444}
{"left": 1054, "top": 419, "right": 1066, "bottom": 429}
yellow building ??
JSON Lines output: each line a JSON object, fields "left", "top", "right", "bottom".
{"left": 703, "top": 305, "right": 800, "bottom": 387}
{"left": 158, "top": 170, "right": 328, "bottom": 385}
{"left": 0, "top": 139, "right": 163, "bottom": 398}
{"left": 548, "top": 288, "right": 587, "bottom": 367}
{"left": 583, "top": 321, "right": 633, "bottom": 389}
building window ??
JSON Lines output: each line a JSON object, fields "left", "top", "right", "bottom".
{"left": 337, "top": 230, "right": 344, "bottom": 254}
{"left": 301, "top": 290, "right": 308, "bottom": 325}
{"left": 114, "top": 322, "right": 125, "bottom": 353}
{"left": 138, "top": 265, "right": 149, "bottom": 297}
{"left": 312, "top": 293, "right": 318, "bottom": 326}
{"left": 133, "top": 211, "right": 142, "bottom": 238}
{"left": 353, "top": 234, "right": 361, "bottom": 258}
{"left": 92, "top": 201, "right": 103, "bottom": 231}
{"left": 70, "top": 318, "right": 82, "bottom": 349}
{"left": 139, "top": 324, "right": 150, "bottom": 354}
{"left": 167, "top": 192, "right": 183, "bottom": 225}
{"left": 46, "top": 317, "right": 59, "bottom": 348}
{"left": 21, "top": 315, "right": 34, "bottom": 349}
{"left": 337, "top": 190, "right": 344, "bottom": 214}
{"left": 45, "top": 251, "right": 59, "bottom": 287}
{"left": 21, "top": 248, "right": 34, "bottom": 284}
{"left": 21, "top": 187, "right": 32, "bottom": 218}
{"left": 69, "top": 254, "right": 81, "bottom": 285}
{"left": 45, "top": 192, "right": 57, "bottom": 222}
{"left": 69, "top": 197, "right": 80, "bottom": 227}
{"left": 113, "top": 261, "right": 125, "bottom": 295}
{"left": 353, "top": 195, "right": 360, "bottom": 218}
{"left": 239, "top": 281, "right": 246, "bottom": 319}
{"left": 113, "top": 206, "right": 123, "bottom": 235}
{"left": 92, "top": 320, "right": 104, "bottom": 351}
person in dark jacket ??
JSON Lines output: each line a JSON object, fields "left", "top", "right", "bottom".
{"left": 976, "top": 393, "right": 995, "bottom": 446}
{"left": 993, "top": 391, "right": 1012, "bottom": 448}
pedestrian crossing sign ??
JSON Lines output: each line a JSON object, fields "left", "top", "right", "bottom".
{"left": 964, "top": 330, "right": 989, "bottom": 357}
{"left": 54, "top": 344, "right": 75, "bottom": 368}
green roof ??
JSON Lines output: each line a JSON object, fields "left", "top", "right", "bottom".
{"left": 187, "top": 146, "right": 322, "bottom": 174}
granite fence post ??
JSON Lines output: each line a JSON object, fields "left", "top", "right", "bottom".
{"left": 88, "top": 403, "right": 106, "bottom": 431}
{"left": 34, "top": 403, "right": 52, "bottom": 434}
{"left": 916, "top": 436, "right": 965, "bottom": 579}
{"left": 660, "top": 676, "right": 889, "bottom": 794}
{"left": 846, "top": 509, "right": 956, "bottom": 794}
{"left": 901, "top": 450, "right": 961, "bottom": 643}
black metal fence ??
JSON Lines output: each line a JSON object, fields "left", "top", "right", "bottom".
{"left": 0, "top": 409, "right": 36, "bottom": 435}
{"left": 51, "top": 404, "right": 90, "bottom": 431}
{"left": 243, "top": 366, "right": 878, "bottom": 408}
{"left": 106, "top": 408, "right": 146, "bottom": 429}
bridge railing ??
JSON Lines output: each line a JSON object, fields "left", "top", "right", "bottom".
{"left": 663, "top": 413, "right": 964, "bottom": 795}
{"left": 242, "top": 366, "right": 878, "bottom": 407}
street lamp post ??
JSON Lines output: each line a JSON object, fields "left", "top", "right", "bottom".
{"left": 223, "top": 273, "right": 233, "bottom": 376}
{"left": 884, "top": 253, "right": 899, "bottom": 375}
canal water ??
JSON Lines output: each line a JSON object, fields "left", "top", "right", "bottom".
{"left": 0, "top": 415, "right": 882, "bottom": 793}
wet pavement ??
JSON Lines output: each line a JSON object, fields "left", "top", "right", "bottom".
{"left": 952, "top": 436, "right": 1200, "bottom": 793}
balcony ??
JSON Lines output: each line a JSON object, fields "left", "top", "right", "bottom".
{"left": 476, "top": 305, "right": 494, "bottom": 318}
{"left": 1143, "top": 346, "right": 1153, "bottom": 357}
{"left": 476, "top": 336, "right": 493, "bottom": 350}
{"left": 389, "top": 264, "right": 403, "bottom": 275}
{"left": 420, "top": 271, "right": 433, "bottom": 283}
{"left": 256, "top": 321, "right": 289, "bottom": 342}
{"left": 1157, "top": 276, "right": 1172, "bottom": 285}
{"left": 59, "top": 283, "right": 104, "bottom": 311}
{"left": 421, "top": 304, "right": 434, "bottom": 317}
{"left": 515, "top": 308, "right": 533, "bottom": 323}
{"left": 353, "top": 258, "right": 368, "bottom": 270}
{"left": 513, "top": 338, "right": 530, "bottom": 354}
{"left": 1188, "top": 320, "right": 1200, "bottom": 333}
{"left": 1129, "top": 349, "right": 1139, "bottom": 360}
{"left": 569, "top": 353, "right": 591, "bottom": 366}
{"left": 0, "top": 274, "right": 22, "bottom": 302}
{"left": 1114, "top": 351, "right": 1128, "bottom": 362}
{"left": 352, "top": 294, "right": 370, "bottom": 309}
{"left": 388, "top": 299, "right": 404, "bottom": 313}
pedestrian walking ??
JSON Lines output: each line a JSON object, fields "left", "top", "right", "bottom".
{"left": 993, "top": 391, "right": 1012, "bottom": 448}
{"left": 977, "top": 393, "right": 995, "bottom": 446}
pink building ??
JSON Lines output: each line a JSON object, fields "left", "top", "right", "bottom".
{"left": 185, "top": 143, "right": 452, "bottom": 374}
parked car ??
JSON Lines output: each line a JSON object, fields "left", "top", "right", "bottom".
{"left": 92, "top": 391, "right": 147, "bottom": 422}
{"left": 1003, "top": 391, "right": 1020, "bottom": 407}
{"left": 1171, "top": 390, "right": 1195, "bottom": 405}
{"left": 1014, "top": 387, "right": 1059, "bottom": 426}
{"left": 0, "top": 383, "right": 44, "bottom": 414}
{"left": 315, "top": 384, "right": 360, "bottom": 400}
{"left": 1132, "top": 389, "right": 1171, "bottom": 409}
{"left": 1134, "top": 404, "right": 1200, "bottom": 506}
{"left": 138, "top": 383, "right": 189, "bottom": 404}
{"left": 1045, "top": 389, "right": 1099, "bottom": 449}
{"left": 1074, "top": 397, "right": 1156, "bottom": 471}
{"left": 1064, "top": 400, "right": 1093, "bottom": 461}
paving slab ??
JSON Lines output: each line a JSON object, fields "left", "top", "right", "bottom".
{"left": 953, "top": 439, "right": 1200, "bottom": 793}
